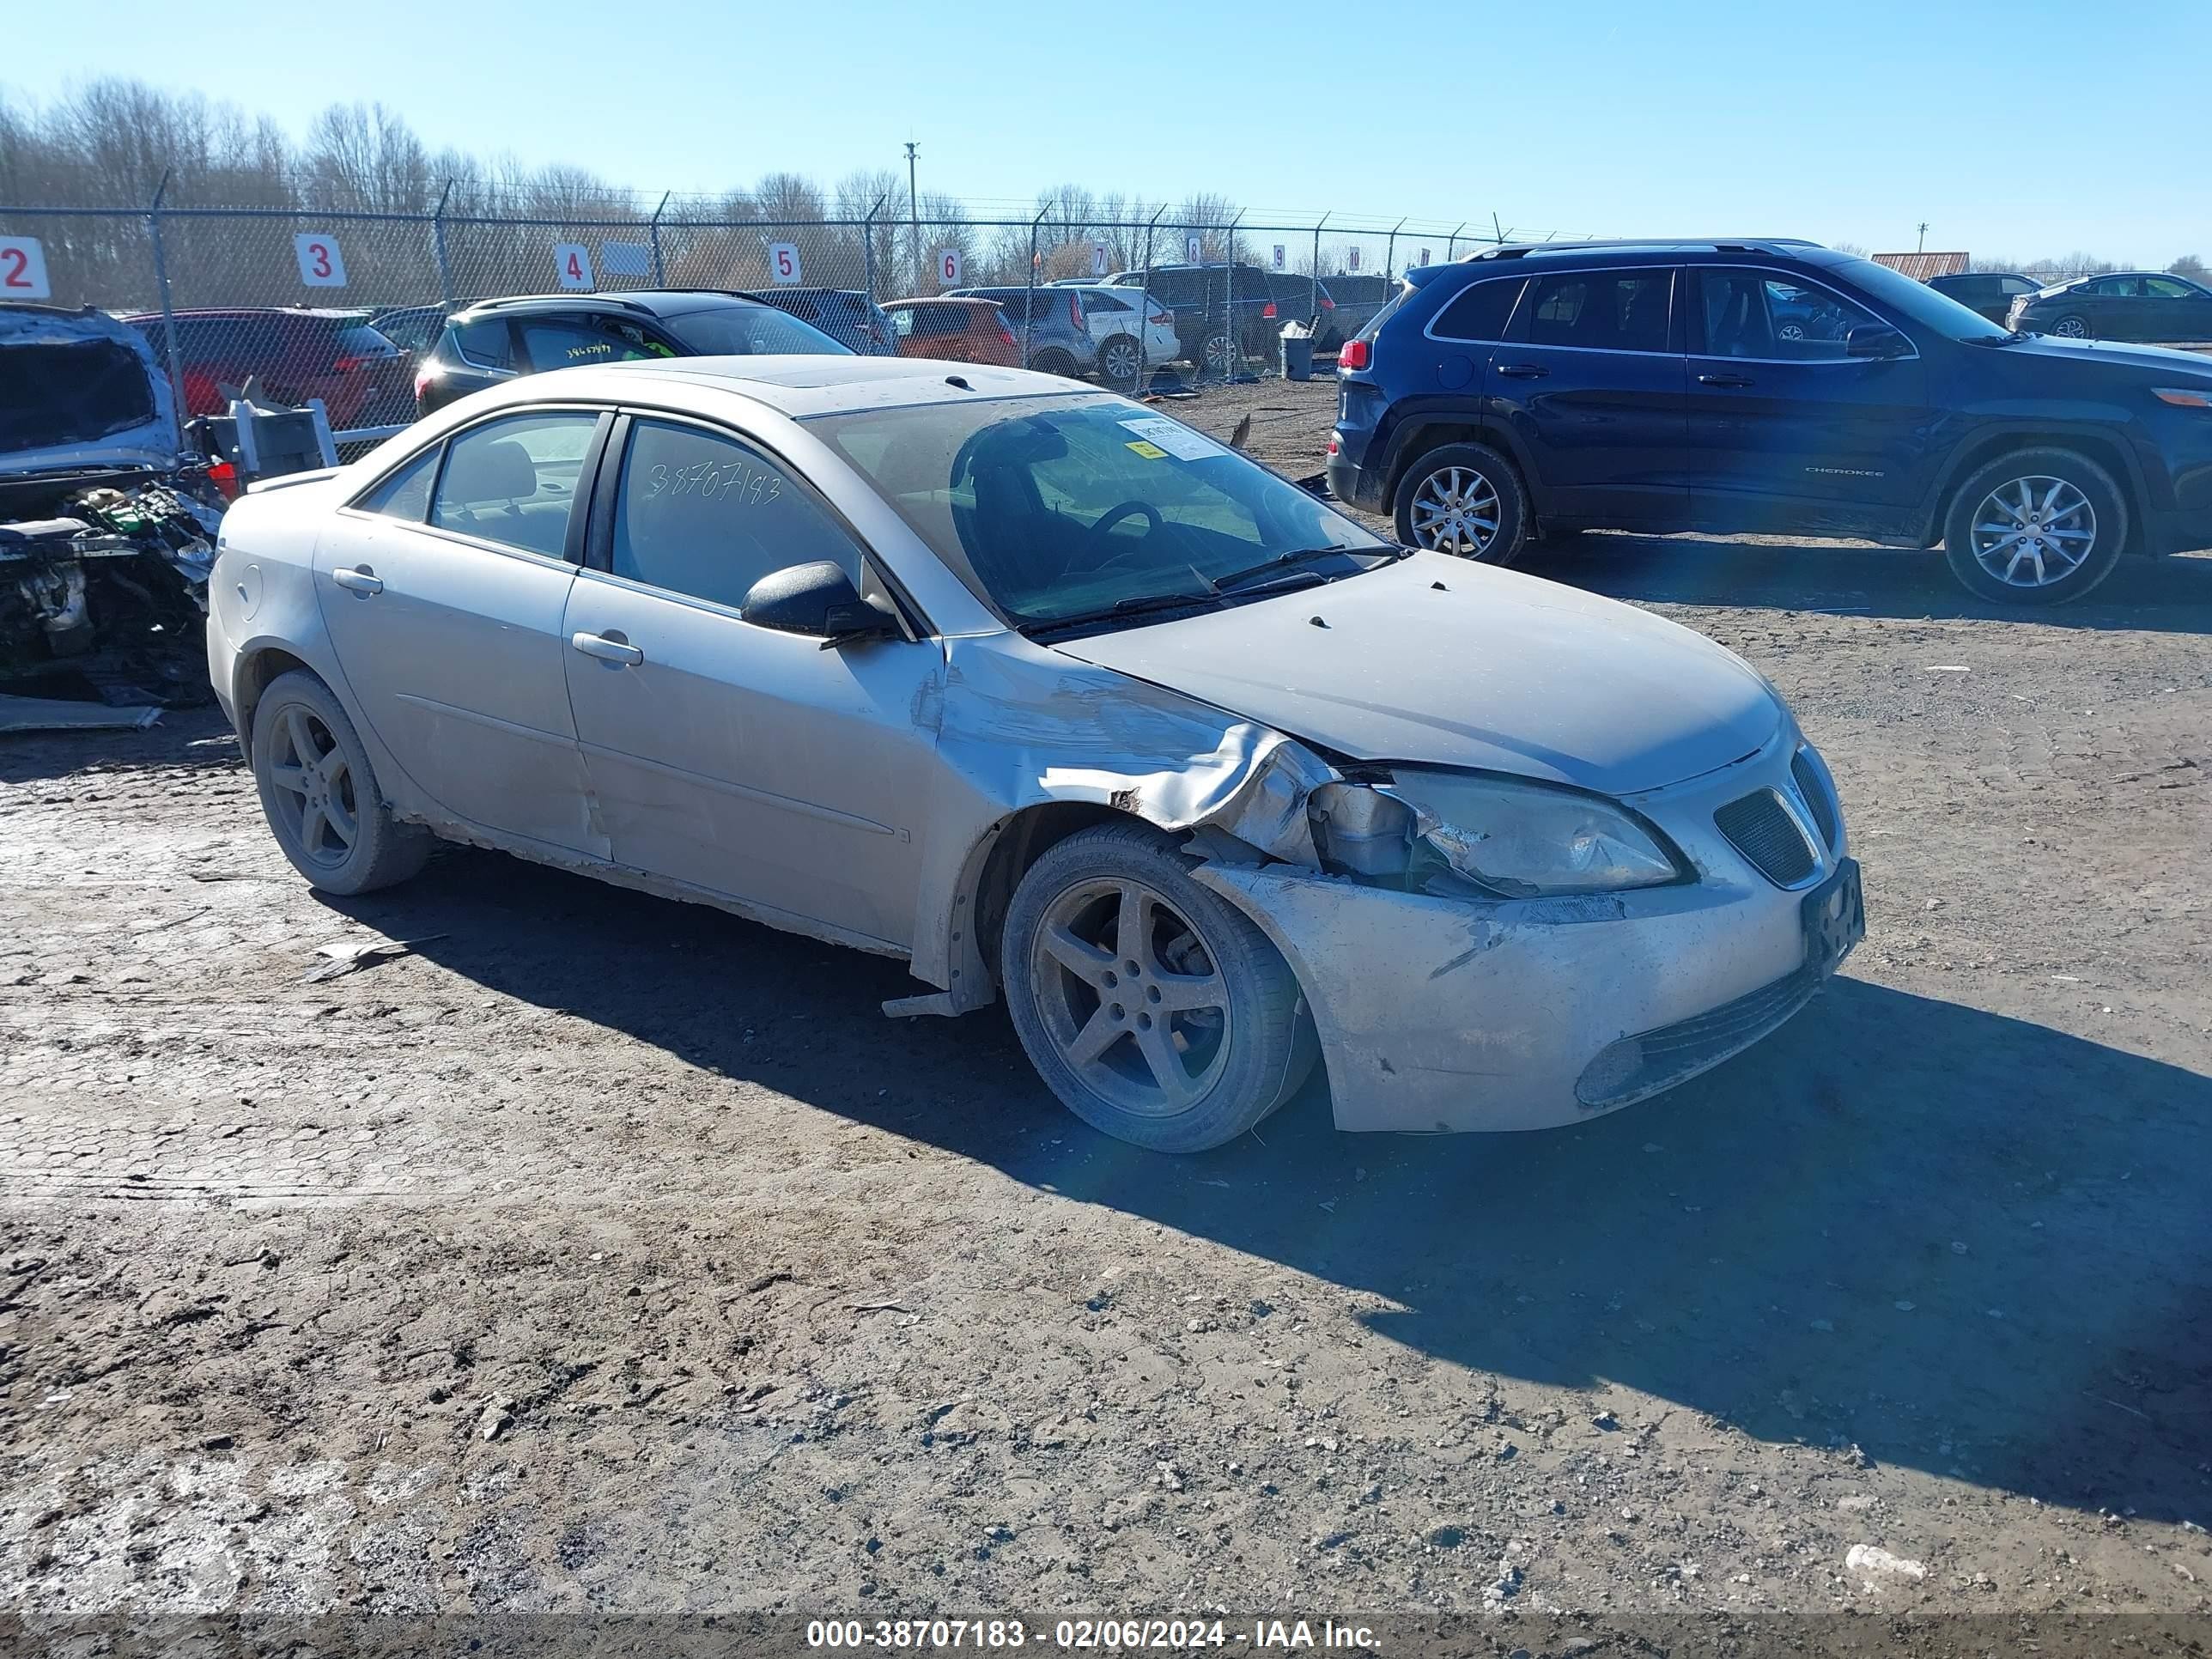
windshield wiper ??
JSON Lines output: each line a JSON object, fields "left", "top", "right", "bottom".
{"left": 1208, "top": 545, "right": 1377, "bottom": 593}
{"left": 1023, "top": 586, "right": 1224, "bottom": 637}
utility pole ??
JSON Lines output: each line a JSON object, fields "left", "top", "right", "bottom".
{"left": 1917, "top": 221, "right": 1929, "bottom": 253}
{"left": 904, "top": 140, "right": 921, "bottom": 290}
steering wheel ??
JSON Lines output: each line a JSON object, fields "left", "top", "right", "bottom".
{"left": 1080, "top": 500, "right": 1164, "bottom": 569}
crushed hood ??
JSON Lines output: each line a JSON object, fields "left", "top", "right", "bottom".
{"left": 1053, "top": 554, "right": 1784, "bottom": 796}
{"left": 0, "top": 306, "right": 180, "bottom": 479}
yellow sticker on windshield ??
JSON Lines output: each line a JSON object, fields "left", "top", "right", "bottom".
{"left": 1125, "top": 440, "right": 1170, "bottom": 460}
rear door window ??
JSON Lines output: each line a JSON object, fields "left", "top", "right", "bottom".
{"left": 450, "top": 319, "right": 516, "bottom": 370}
{"left": 1429, "top": 276, "right": 1525, "bottom": 342}
{"left": 428, "top": 410, "right": 600, "bottom": 558}
{"left": 1525, "top": 270, "right": 1673, "bottom": 353}
{"left": 515, "top": 316, "right": 665, "bottom": 371}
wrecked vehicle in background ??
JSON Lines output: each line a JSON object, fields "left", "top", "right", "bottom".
{"left": 1, "top": 304, "right": 222, "bottom": 710}
{"left": 208, "top": 356, "right": 1862, "bottom": 1152}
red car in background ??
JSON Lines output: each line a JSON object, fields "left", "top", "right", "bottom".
{"left": 123, "top": 308, "right": 410, "bottom": 431}
{"left": 880, "top": 297, "right": 1022, "bottom": 367}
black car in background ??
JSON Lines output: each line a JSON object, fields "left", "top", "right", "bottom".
{"left": 748, "top": 289, "right": 896, "bottom": 356}
{"left": 413, "top": 291, "right": 848, "bottom": 414}
{"left": 1925, "top": 271, "right": 2041, "bottom": 326}
{"left": 1105, "top": 263, "right": 1285, "bottom": 374}
{"left": 1328, "top": 238, "right": 2212, "bottom": 605}
{"left": 1312, "top": 272, "right": 1394, "bottom": 349}
{"left": 2009, "top": 271, "right": 2212, "bottom": 343}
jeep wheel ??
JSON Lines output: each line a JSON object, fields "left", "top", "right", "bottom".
{"left": 1942, "top": 447, "right": 2127, "bottom": 605}
{"left": 1393, "top": 442, "right": 1530, "bottom": 564}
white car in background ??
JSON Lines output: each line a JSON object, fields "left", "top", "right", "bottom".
{"left": 1047, "top": 282, "right": 1180, "bottom": 386}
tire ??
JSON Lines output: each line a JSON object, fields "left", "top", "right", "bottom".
{"left": 1200, "top": 331, "right": 1234, "bottom": 376}
{"left": 1031, "top": 349, "right": 1079, "bottom": 380}
{"left": 251, "top": 670, "right": 431, "bottom": 895}
{"left": 1392, "top": 441, "right": 1532, "bottom": 564}
{"left": 1942, "top": 447, "right": 2128, "bottom": 605}
{"left": 1001, "top": 822, "right": 1317, "bottom": 1153}
{"left": 2050, "top": 314, "right": 2089, "bottom": 338}
{"left": 1098, "top": 333, "right": 1144, "bottom": 390}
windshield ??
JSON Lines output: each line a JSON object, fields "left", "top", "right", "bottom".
{"left": 1828, "top": 257, "right": 2013, "bottom": 341}
{"left": 660, "top": 305, "right": 852, "bottom": 357}
{"left": 811, "top": 394, "right": 1391, "bottom": 627}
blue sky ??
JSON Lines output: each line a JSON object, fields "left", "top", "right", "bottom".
{"left": 10, "top": 0, "right": 2206, "bottom": 264}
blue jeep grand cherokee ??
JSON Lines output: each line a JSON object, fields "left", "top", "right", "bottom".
{"left": 1327, "top": 239, "right": 2212, "bottom": 605}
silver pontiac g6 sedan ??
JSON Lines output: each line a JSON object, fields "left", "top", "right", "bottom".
{"left": 208, "top": 356, "right": 1861, "bottom": 1152}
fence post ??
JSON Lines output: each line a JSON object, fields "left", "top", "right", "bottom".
{"left": 1023, "top": 204, "right": 1048, "bottom": 366}
{"left": 1446, "top": 222, "right": 1464, "bottom": 263}
{"left": 1385, "top": 216, "right": 1404, "bottom": 283}
{"left": 862, "top": 193, "right": 887, "bottom": 306}
{"left": 431, "top": 179, "right": 456, "bottom": 307}
{"left": 1222, "top": 209, "right": 1244, "bottom": 381}
{"left": 1139, "top": 204, "right": 1164, "bottom": 386}
{"left": 1311, "top": 210, "right": 1328, "bottom": 321}
{"left": 648, "top": 191, "right": 670, "bottom": 288}
{"left": 144, "top": 170, "right": 186, "bottom": 440}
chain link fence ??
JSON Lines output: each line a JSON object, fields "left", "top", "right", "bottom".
{"left": 1, "top": 185, "right": 1540, "bottom": 443}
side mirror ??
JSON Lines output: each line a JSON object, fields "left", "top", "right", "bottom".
{"left": 1845, "top": 323, "right": 1911, "bottom": 360}
{"left": 740, "top": 561, "right": 901, "bottom": 647}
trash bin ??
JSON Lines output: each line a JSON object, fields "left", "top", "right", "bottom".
{"left": 1279, "top": 321, "right": 1313, "bottom": 382}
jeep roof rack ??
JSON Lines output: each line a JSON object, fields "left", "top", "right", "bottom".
{"left": 1470, "top": 238, "right": 1826, "bottom": 262}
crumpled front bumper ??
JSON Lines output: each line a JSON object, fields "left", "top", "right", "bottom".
{"left": 1191, "top": 732, "right": 1849, "bottom": 1133}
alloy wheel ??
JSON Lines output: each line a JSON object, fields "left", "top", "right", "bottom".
{"left": 1408, "top": 465, "right": 1503, "bottom": 556}
{"left": 1030, "top": 877, "right": 1231, "bottom": 1118}
{"left": 2052, "top": 316, "right": 2088, "bottom": 338}
{"left": 267, "top": 703, "right": 359, "bottom": 868}
{"left": 1969, "top": 476, "right": 2098, "bottom": 587}
{"left": 1103, "top": 337, "right": 1142, "bottom": 382}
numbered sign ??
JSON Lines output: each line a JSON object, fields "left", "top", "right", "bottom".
{"left": 1091, "top": 241, "right": 1109, "bottom": 277}
{"left": 1185, "top": 234, "right": 1202, "bottom": 263}
{"left": 936, "top": 247, "right": 963, "bottom": 286}
{"left": 554, "top": 244, "right": 594, "bottom": 290}
{"left": 1418, "top": 246, "right": 1431, "bottom": 268}
{"left": 1347, "top": 246, "right": 1361, "bottom": 272}
{"left": 1271, "top": 244, "right": 1285, "bottom": 272}
{"left": 768, "top": 242, "right": 802, "bottom": 285}
{"left": 293, "top": 233, "right": 347, "bottom": 289}
{"left": 0, "top": 235, "right": 52, "bottom": 299}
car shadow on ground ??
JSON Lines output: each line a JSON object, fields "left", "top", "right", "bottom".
{"left": 332, "top": 848, "right": 2212, "bottom": 1523}
{"left": 1534, "top": 535, "right": 2212, "bottom": 632}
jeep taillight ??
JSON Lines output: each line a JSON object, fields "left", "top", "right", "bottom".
{"left": 1338, "top": 339, "right": 1371, "bottom": 370}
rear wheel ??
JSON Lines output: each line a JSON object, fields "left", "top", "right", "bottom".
{"left": 2050, "top": 313, "right": 2089, "bottom": 338}
{"left": 1031, "top": 349, "right": 1079, "bottom": 380}
{"left": 1001, "top": 823, "right": 1316, "bottom": 1153}
{"left": 251, "top": 670, "right": 431, "bottom": 894}
{"left": 1942, "top": 447, "right": 2127, "bottom": 605}
{"left": 1392, "top": 441, "right": 1531, "bottom": 565}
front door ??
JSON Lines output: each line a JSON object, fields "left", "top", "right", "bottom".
{"left": 561, "top": 413, "right": 944, "bottom": 950}
{"left": 1486, "top": 265, "right": 1690, "bottom": 526}
{"left": 2138, "top": 276, "right": 2212, "bottom": 343}
{"left": 1681, "top": 266, "right": 1931, "bottom": 536}
{"left": 313, "top": 408, "right": 606, "bottom": 854}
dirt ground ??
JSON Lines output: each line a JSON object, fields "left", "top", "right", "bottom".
{"left": 2, "top": 375, "right": 2209, "bottom": 1648}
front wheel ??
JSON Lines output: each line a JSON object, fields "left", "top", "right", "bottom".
{"left": 1098, "top": 333, "right": 1144, "bottom": 389}
{"left": 1001, "top": 823, "right": 1316, "bottom": 1153}
{"left": 1942, "top": 447, "right": 2127, "bottom": 605}
{"left": 1392, "top": 441, "right": 1531, "bottom": 564}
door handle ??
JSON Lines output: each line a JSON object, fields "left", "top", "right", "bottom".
{"left": 331, "top": 567, "right": 384, "bottom": 595}
{"left": 570, "top": 631, "right": 644, "bottom": 666}
{"left": 1496, "top": 363, "right": 1550, "bottom": 380}
{"left": 1698, "top": 372, "right": 1755, "bottom": 388}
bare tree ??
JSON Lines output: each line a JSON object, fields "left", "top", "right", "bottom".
{"left": 2172, "top": 254, "right": 2207, "bottom": 280}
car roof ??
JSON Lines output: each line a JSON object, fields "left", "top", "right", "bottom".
{"left": 453, "top": 289, "right": 775, "bottom": 321}
{"left": 466, "top": 354, "right": 1078, "bottom": 419}
{"left": 882, "top": 295, "right": 1000, "bottom": 309}
{"left": 119, "top": 307, "right": 365, "bottom": 321}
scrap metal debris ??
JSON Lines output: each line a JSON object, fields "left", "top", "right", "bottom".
{"left": 303, "top": 933, "right": 448, "bottom": 983}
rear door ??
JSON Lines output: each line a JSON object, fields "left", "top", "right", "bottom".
{"left": 1681, "top": 266, "right": 1929, "bottom": 532}
{"left": 560, "top": 412, "right": 943, "bottom": 948}
{"left": 1486, "top": 264, "right": 1690, "bottom": 526}
{"left": 313, "top": 408, "right": 607, "bottom": 854}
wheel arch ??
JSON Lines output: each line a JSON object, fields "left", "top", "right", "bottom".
{"left": 1927, "top": 427, "right": 2150, "bottom": 552}
{"left": 939, "top": 801, "right": 1149, "bottom": 1012}
{"left": 1379, "top": 410, "right": 1538, "bottom": 515}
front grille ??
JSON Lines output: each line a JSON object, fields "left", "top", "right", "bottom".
{"left": 1791, "top": 750, "right": 1840, "bottom": 852}
{"left": 1715, "top": 788, "right": 1816, "bottom": 887}
{"left": 1575, "top": 967, "right": 1823, "bottom": 1110}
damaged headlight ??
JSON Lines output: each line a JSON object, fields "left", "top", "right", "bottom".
{"left": 1310, "top": 773, "right": 1682, "bottom": 896}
